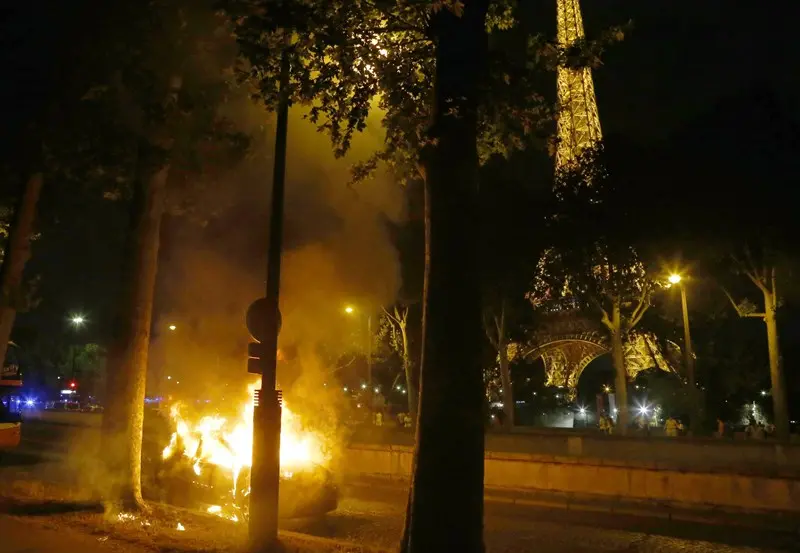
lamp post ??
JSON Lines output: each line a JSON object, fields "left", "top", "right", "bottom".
{"left": 249, "top": 36, "right": 291, "bottom": 553}
{"left": 669, "top": 274, "right": 699, "bottom": 432}
{"left": 69, "top": 315, "right": 85, "bottom": 382}
{"left": 344, "top": 305, "right": 373, "bottom": 402}
{"left": 668, "top": 274, "right": 695, "bottom": 390}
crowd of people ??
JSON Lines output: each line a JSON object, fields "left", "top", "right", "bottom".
{"left": 596, "top": 412, "right": 777, "bottom": 440}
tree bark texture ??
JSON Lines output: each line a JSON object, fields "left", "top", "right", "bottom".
{"left": 400, "top": 2, "right": 489, "bottom": 553}
{"left": 497, "top": 306, "right": 514, "bottom": 429}
{"left": 103, "top": 162, "right": 169, "bottom": 509}
{"left": 764, "top": 284, "right": 788, "bottom": 441}
{"left": 0, "top": 172, "right": 44, "bottom": 368}
{"left": 400, "top": 321, "right": 419, "bottom": 421}
{"left": 610, "top": 300, "right": 629, "bottom": 434}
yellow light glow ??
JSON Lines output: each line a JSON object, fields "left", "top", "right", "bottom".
{"left": 668, "top": 274, "right": 682, "bottom": 284}
{"left": 344, "top": 306, "right": 354, "bottom": 314}
{"left": 161, "top": 380, "right": 332, "bottom": 514}
{"left": 168, "top": 324, "right": 177, "bottom": 331}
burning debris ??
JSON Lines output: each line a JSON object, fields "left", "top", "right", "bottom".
{"left": 158, "top": 381, "right": 338, "bottom": 521}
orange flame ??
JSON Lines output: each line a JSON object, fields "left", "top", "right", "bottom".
{"left": 161, "top": 380, "right": 331, "bottom": 516}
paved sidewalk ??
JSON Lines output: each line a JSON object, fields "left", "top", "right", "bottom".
{"left": 0, "top": 515, "right": 146, "bottom": 553}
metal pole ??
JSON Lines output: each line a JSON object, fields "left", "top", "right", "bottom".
{"left": 367, "top": 315, "right": 372, "bottom": 392}
{"left": 249, "top": 37, "right": 290, "bottom": 553}
{"left": 680, "top": 284, "right": 694, "bottom": 389}
{"left": 680, "top": 283, "right": 699, "bottom": 433}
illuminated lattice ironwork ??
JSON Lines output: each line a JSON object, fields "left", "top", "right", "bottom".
{"left": 521, "top": 314, "right": 679, "bottom": 400}
{"left": 518, "top": 1, "right": 676, "bottom": 400}
{"left": 555, "top": 0, "right": 603, "bottom": 169}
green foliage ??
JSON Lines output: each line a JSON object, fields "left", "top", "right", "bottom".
{"left": 58, "top": 343, "right": 107, "bottom": 375}
{"left": 223, "top": 0, "right": 627, "bottom": 184}
{"left": 59, "top": 0, "right": 251, "bottom": 217}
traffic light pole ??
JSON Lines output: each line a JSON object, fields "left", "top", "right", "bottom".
{"left": 249, "top": 38, "right": 290, "bottom": 553}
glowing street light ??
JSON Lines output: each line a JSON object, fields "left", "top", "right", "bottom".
{"left": 669, "top": 271, "right": 697, "bottom": 432}
{"left": 70, "top": 315, "right": 86, "bottom": 326}
{"left": 344, "top": 304, "right": 373, "bottom": 405}
{"left": 168, "top": 324, "right": 177, "bottom": 331}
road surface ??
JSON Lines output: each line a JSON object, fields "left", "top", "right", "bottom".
{"left": 1, "top": 414, "right": 796, "bottom": 552}
{"left": 0, "top": 515, "right": 148, "bottom": 553}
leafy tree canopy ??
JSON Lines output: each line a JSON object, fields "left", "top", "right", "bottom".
{"left": 223, "top": 0, "right": 627, "bottom": 183}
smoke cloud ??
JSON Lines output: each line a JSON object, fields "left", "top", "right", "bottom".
{"left": 150, "top": 94, "right": 405, "bottom": 420}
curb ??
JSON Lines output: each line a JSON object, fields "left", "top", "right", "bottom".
{"left": 345, "top": 479, "right": 800, "bottom": 534}
{"left": 279, "top": 530, "right": 389, "bottom": 553}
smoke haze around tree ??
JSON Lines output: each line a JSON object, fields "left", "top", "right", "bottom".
{"left": 150, "top": 92, "right": 404, "bottom": 411}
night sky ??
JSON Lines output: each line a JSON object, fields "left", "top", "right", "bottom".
{"left": 5, "top": 1, "right": 798, "bottom": 366}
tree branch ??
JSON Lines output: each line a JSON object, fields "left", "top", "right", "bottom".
{"left": 483, "top": 309, "right": 498, "bottom": 349}
{"left": 591, "top": 297, "right": 613, "bottom": 330}
{"left": 628, "top": 284, "right": 651, "bottom": 330}
{"left": 733, "top": 251, "right": 768, "bottom": 293}
{"left": 382, "top": 306, "right": 399, "bottom": 326}
{"left": 721, "top": 287, "right": 765, "bottom": 319}
{"left": 394, "top": 305, "right": 408, "bottom": 326}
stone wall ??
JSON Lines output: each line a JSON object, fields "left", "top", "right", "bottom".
{"left": 348, "top": 427, "right": 800, "bottom": 477}
{"left": 340, "top": 436, "right": 800, "bottom": 513}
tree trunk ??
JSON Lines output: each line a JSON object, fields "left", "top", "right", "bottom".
{"left": 0, "top": 173, "right": 44, "bottom": 368}
{"left": 102, "top": 162, "right": 169, "bottom": 509}
{"left": 764, "top": 283, "right": 788, "bottom": 441}
{"left": 497, "top": 306, "right": 514, "bottom": 429}
{"left": 400, "top": 322, "right": 419, "bottom": 422}
{"left": 610, "top": 300, "right": 628, "bottom": 434}
{"left": 400, "top": 2, "right": 488, "bottom": 553}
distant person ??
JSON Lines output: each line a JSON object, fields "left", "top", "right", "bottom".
{"left": 745, "top": 419, "right": 764, "bottom": 440}
{"left": 637, "top": 415, "right": 650, "bottom": 436}
{"left": 765, "top": 423, "right": 776, "bottom": 438}
{"left": 664, "top": 415, "right": 681, "bottom": 437}
{"left": 599, "top": 413, "right": 613, "bottom": 434}
{"left": 716, "top": 418, "right": 726, "bottom": 438}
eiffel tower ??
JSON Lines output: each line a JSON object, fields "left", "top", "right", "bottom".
{"left": 555, "top": 0, "right": 603, "bottom": 169}
{"left": 517, "top": 1, "right": 679, "bottom": 398}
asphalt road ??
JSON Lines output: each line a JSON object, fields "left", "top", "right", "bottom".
{"left": 0, "top": 515, "right": 146, "bottom": 553}
{"left": 2, "top": 414, "right": 798, "bottom": 553}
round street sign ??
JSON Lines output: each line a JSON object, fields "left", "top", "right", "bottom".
{"left": 246, "top": 298, "right": 281, "bottom": 342}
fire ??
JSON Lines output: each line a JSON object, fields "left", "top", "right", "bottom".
{"left": 161, "top": 380, "right": 331, "bottom": 512}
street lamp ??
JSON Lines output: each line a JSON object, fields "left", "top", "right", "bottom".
{"left": 668, "top": 273, "right": 695, "bottom": 390}
{"left": 68, "top": 313, "right": 86, "bottom": 383}
{"left": 168, "top": 324, "right": 177, "bottom": 331}
{"left": 344, "top": 305, "right": 373, "bottom": 406}
{"left": 670, "top": 272, "right": 699, "bottom": 432}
